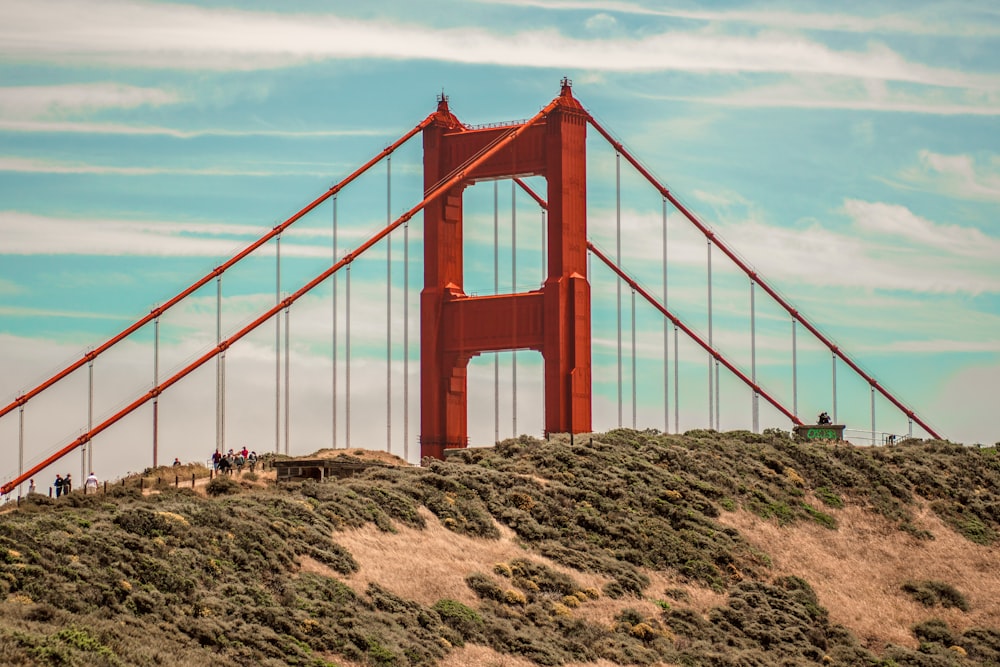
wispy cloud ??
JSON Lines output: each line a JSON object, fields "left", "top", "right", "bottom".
{"left": 0, "top": 278, "right": 22, "bottom": 296}
{"left": 0, "top": 305, "right": 130, "bottom": 321}
{"left": 895, "top": 150, "right": 1000, "bottom": 201}
{"left": 0, "top": 83, "right": 392, "bottom": 137}
{"left": 0, "top": 211, "right": 340, "bottom": 257}
{"left": 655, "top": 75, "right": 1000, "bottom": 116}
{"left": 0, "top": 119, "right": 388, "bottom": 138}
{"left": 0, "top": 83, "right": 180, "bottom": 120}
{"left": 478, "top": 0, "right": 1000, "bottom": 37}
{"left": 0, "top": 156, "right": 332, "bottom": 177}
{"left": 843, "top": 198, "right": 1000, "bottom": 260}
{"left": 592, "top": 199, "right": 1000, "bottom": 295}
{"left": 2, "top": 0, "right": 995, "bottom": 90}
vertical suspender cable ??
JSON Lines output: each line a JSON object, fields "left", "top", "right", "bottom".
{"left": 386, "top": 154, "right": 392, "bottom": 453}
{"left": 662, "top": 198, "right": 668, "bottom": 434}
{"left": 832, "top": 352, "right": 838, "bottom": 424}
{"left": 87, "top": 359, "right": 93, "bottom": 471}
{"left": 673, "top": 325, "right": 679, "bottom": 433}
{"left": 216, "top": 275, "right": 222, "bottom": 454}
{"left": 511, "top": 179, "right": 517, "bottom": 438}
{"left": 616, "top": 151, "right": 622, "bottom": 428}
{"left": 332, "top": 196, "right": 338, "bottom": 448}
{"left": 275, "top": 235, "right": 281, "bottom": 454}
{"left": 346, "top": 256, "right": 352, "bottom": 448}
{"left": 403, "top": 190, "right": 410, "bottom": 461}
{"left": 792, "top": 318, "right": 798, "bottom": 418}
{"left": 751, "top": 280, "right": 758, "bottom": 433}
{"left": 494, "top": 181, "right": 500, "bottom": 443}
{"left": 82, "top": 358, "right": 91, "bottom": 480}
{"left": 18, "top": 399, "right": 24, "bottom": 498}
{"left": 153, "top": 317, "right": 159, "bottom": 470}
{"left": 716, "top": 359, "right": 721, "bottom": 430}
{"left": 871, "top": 384, "right": 876, "bottom": 445}
{"left": 284, "top": 305, "right": 290, "bottom": 455}
{"left": 631, "top": 288, "right": 637, "bottom": 429}
{"left": 707, "top": 239, "right": 714, "bottom": 429}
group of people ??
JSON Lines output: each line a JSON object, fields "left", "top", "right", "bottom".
{"left": 44, "top": 471, "right": 100, "bottom": 497}
{"left": 212, "top": 447, "right": 258, "bottom": 475}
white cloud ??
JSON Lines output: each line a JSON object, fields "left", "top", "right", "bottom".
{"left": 1, "top": 0, "right": 995, "bottom": 91}
{"left": 478, "top": 0, "right": 1000, "bottom": 37}
{"left": 584, "top": 12, "right": 618, "bottom": 33}
{"left": 843, "top": 198, "right": 1000, "bottom": 259}
{"left": 0, "top": 83, "right": 180, "bottom": 120}
{"left": 585, "top": 199, "right": 1000, "bottom": 295}
{"left": 0, "top": 211, "right": 339, "bottom": 257}
{"left": 0, "top": 156, "right": 332, "bottom": 177}
{"left": 896, "top": 150, "right": 1000, "bottom": 202}
{"left": 656, "top": 75, "right": 1000, "bottom": 116}
{"left": 0, "top": 118, "right": 388, "bottom": 137}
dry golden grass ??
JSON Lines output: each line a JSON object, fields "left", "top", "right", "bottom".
{"left": 437, "top": 645, "right": 544, "bottom": 667}
{"left": 333, "top": 507, "right": 614, "bottom": 607}
{"left": 440, "top": 644, "right": 684, "bottom": 667}
{"left": 298, "top": 554, "right": 340, "bottom": 578}
{"left": 438, "top": 644, "right": 681, "bottom": 667}
{"left": 571, "top": 568, "right": 725, "bottom": 629}
{"left": 332, "top": 507, "right": 716, "bottom": 667}
{"left": 717, "top": 499, "right": 1000, "bottom": 651}
{"left": 310, "top": 447, "right": 410, "bottom": 466}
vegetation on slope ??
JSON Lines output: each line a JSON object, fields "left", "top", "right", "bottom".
{"left": 0, "top": 430, "right": 998, "bottom": 666}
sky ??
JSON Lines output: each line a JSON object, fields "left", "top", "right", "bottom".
{"left": 1, "top": 0, "right": 998, "bottom": 492}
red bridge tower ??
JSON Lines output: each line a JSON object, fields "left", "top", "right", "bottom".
{"left": 420, "top": 81, "right": 591, "bottom": 459}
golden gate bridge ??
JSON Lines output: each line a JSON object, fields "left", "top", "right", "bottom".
{"left": 0, "top": 80, "right": 941, "bottom": 496}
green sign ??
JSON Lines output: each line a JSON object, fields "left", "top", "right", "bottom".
{"left": 806, "top": 428, "right": 837, "bottom": 440}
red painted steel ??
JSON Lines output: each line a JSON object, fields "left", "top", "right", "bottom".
{"left": 1, "top": 97, "right": 559, "bottom": 495}
{"left": 0, "top": 116, "right": 435, "bottom": 424}
{"left": 588, "top": 241, "right": 803, "bottom": 426}
{"left": 586, "top": 116, "right": 941, "bottom": 440}
{"left": 421, "top": 81, "right": 591, "bottom": 459}
{"left": 514, "top": 177, "right": 548, "bottom": 210}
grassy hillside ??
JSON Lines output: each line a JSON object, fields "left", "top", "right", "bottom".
{"left": 1, "top": 429, "right": 999, "bottom": 666}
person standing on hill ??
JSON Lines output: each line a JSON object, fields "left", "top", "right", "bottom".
{"left": 28, "top": 479, "right": 36, "bottom": 495}
{"left": 85, "top": 472, "right": 99, "bottom": 493}
{"left": 54, "top": 474, "right": 63, "bottom": 498}
{"left": 63, "top": 474, "right": 72, "bottom": 494}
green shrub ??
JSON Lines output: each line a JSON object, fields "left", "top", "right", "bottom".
{"left": 205, "top": 477, "right": 241, "bottom": 496}
{"left": 914, "top": 618, "right": 954, "bottom": 645}
{"left": 465, "top": 573, "right": 504, "bottom": 602}
{"left": 902, "top": 580, "right": 970, "bottom": 611}
{"left": 432, "top": 599, "right": 484, "bottom": 639}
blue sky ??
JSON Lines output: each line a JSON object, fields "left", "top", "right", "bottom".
{"left": 1, "top": 0, "right": 998, "bottom": 489}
